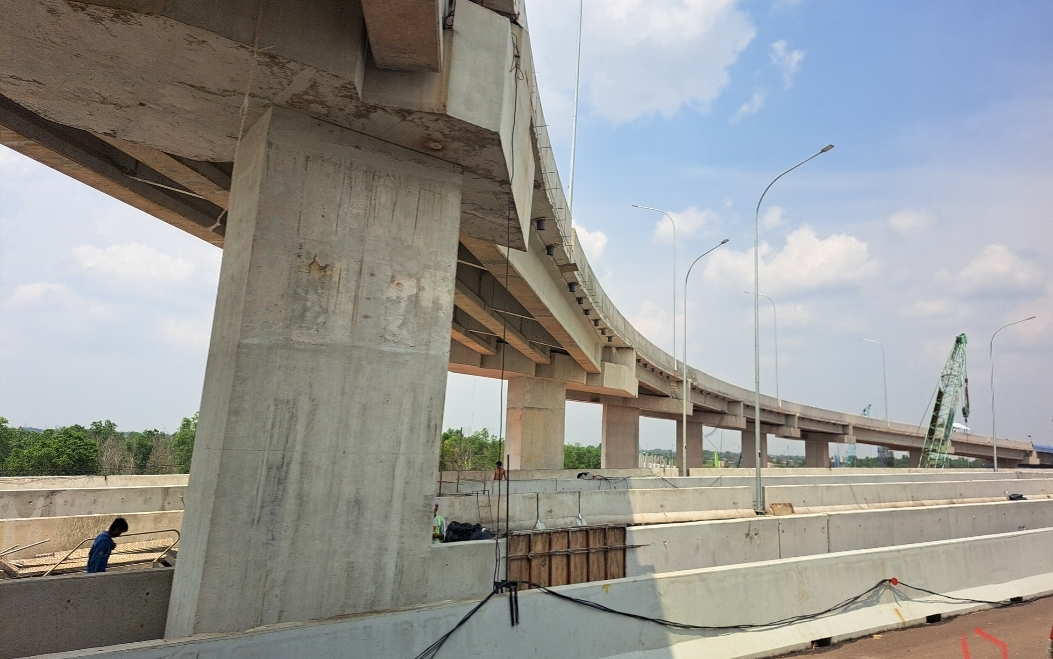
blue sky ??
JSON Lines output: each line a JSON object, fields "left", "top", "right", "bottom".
{"left": 3, "top": 0, "right": 1052, "bottom": 457}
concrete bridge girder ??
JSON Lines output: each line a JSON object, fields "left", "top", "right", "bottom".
{"left": 0, "top": 0, "right": 535, "bottom": 249}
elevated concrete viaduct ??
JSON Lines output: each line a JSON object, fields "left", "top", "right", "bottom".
{"left": 0, "top": 0, "right": 1040, "bottom": 648}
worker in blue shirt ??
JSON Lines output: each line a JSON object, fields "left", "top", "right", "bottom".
{"left": 86, "top": 517, "right": 128, "bottom": 573}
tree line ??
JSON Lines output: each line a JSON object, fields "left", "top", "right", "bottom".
{"left": 440, "top": 428, "right": 601, "bottom": 471}
{"left": 0, "top": 414, "right": 197, "bottom": 476}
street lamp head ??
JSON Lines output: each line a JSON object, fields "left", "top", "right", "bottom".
{"left": 821, "top": 144, "right": 835, "bottom": 153}
{"left": 720, "top": 238, "right": 729, "bottom": 244}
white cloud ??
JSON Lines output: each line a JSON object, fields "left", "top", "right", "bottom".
{"left": 628, "top": 299, "right": 673, "bottom": 350}
{"left": 4, "top": 282, "right": 110, "bottom": 318}
{"left": 573, "top": 222, "right": 608, "bottom": 261}
{"left": 529, "top": 0, "right": 756, "bottom": 126}
{"left": 949, "top": 244, "right": 1042, "bottom": 293}
{"left": 770, "top": 40, "right": 804, "bottom": 88}
{"left": 761, "top": 206, "right": 785, "bottom": 229}
{"left": 901, "top": 298, "right": 955, "bottom": 318}
{"left": 731, "top": 89, "right": 766, "bottom": 123}
{"left": 6, "top": 282, "right": 70, "bottom": 308}
{"left": 72, "top": 242, "right": 197, "bottom": 283}
{"left": 887, "top": 209, "right": 934, "bottom": 236}
{"left": 703, "top": 226, "right": 876, "bottom": 295}
{"left": 651, "top": 206, "right": 717, "bottom": 243}
{"left": 159, "top": 316, "right": 213, "bottom": 351}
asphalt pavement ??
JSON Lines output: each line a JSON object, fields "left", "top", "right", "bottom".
{"left": 779, "top": 595, "right": 1053, "bottom": 658}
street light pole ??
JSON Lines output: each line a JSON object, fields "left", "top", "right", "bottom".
{"left": 681, "top": 238, "right": 730, "bottom": 477}
{"left": 633, "top": 205, "right": 678, "bottom": 367}
{"left": 753, "top": 144, "right": 833, "bottom": 513}
{"left": 566, "top": 0, "right": 584, "bottom": 216}
{"left": 862, "top": 339, "right": 889, "bottom": 429}
{"left": 745, "top": 292, "right": 781, "bottom": 409}
{"left": 990, "top": 316, "right": 1036, "bottom": 471}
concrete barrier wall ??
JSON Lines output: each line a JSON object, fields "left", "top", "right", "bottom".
{"left": 626, "top": 498, "right": 1053, "bottom": 576}
{"left": 0, "top": 485, "right": 186, "bottom": 519}
{"left": 37, "top": 528, "right": 1053, "bottom": 659}
{"left": 0, "top": 540, "right": 501, "bottom": 659}
{"left": 0, "top": 567, "right": 173, "bottom": 659}
{"left": 441, "top": 472, "right": 1049, "bottom": 496}
{"left": 439, "top": 486, "right": 754, "bottom": 531}
{"left": 0, "top": 474, "right": 188, "bottom": 489}
{"left": 766, "top": 478, "right": 1053, "bottom": 512}
{"left": 440, "top": 468, "right": 677, "bottom": 484}
{"left": 0, "top": 510, "right": 183, "bottom": 558}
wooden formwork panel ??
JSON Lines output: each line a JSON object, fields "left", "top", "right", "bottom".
{"left": 507, "top": 525, "right": 633, "bottom": 589}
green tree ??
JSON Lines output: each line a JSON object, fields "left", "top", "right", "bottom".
{"left": 127, "top": 431, "right": 157, "bottom": 472}
{"left": 88, "top": 420, "right": 119, "bottom": 443}
{"left": 4, "top": 425, "right": 100, "bottom": 476}
{"left": 171, "top": 413, "right": 198, "bottom": 473}
{"left": 0, "top": 417, "right": 17, "bottom": 464}
{"left": 439, "top": 428, "right": 503, "bottom": 471}
{"left": 563, "top": 443, "right": 601, "bottom": 470}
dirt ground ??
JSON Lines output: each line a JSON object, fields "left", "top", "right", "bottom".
{"left": 779, "top": 596, "right": 1053, "bottom": 658}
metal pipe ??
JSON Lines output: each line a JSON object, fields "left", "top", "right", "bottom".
{"left": 753, "top": 145, "right": 833, "bottom": 513}
{"left": 862, "top": 338, "right": 889, "bottom": 429}
{"left": 990, "top": 316, "right": 1035, "bottom": 471}
{"left": 566, "top": 0, "right": 584, "bottom": 217}
{"left": 681, "top": 239, "right": 730, "bottom": 477}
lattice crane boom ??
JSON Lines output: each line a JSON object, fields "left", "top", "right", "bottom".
{"left": 920, "top": 333, "right": 970, "bottom": 468}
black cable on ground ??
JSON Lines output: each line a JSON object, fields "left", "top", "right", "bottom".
{"left": 893, "top": 579, "right": 1011, "bottom": 608}
{"left": 411, "top": 576, "right": 1024, "bottom": 659}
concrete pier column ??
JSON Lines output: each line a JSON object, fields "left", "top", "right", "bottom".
{"left": 805, "top": 441, "right": 830, "bottom": 468}
{"left": 909, "top": 449, "right": 923, "bottom": 468}
{"left": 166, "top": 108, "right": 463, "bottom": 637}
{"left": 505, "top": 377, "right": 567, "bottom": 470}
{"left": 602, "top": 405, "right": 640, "bottom": 468}
{"left": 740, "top": 426, "right": 768, "bottom": 468}
{"left": 675, "top": 419, "right": 705, "bottom": 471}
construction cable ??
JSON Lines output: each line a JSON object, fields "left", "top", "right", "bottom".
{"left": 411, "top": 577, "right": 1023, "bottom": 659}
{"left": 491, "top": 30, "right": 525, "bottom": 588}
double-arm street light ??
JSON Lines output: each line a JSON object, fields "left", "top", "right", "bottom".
{"left": 681, "top": 238, "right": 730, "bottom": 476}
{"left": 861, "top": 338, "right": 889, "bottom": 429}
{"left": 633, "top": 205, "right": 678, "bottom": 367}
{"left": 990, "top": 315, "right": 1036, "bottom": 471}
{"left": 752, "top": 144, "right": 834, "bottom": 513}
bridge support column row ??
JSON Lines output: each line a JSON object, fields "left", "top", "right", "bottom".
{"left": 909, "top": 448, "right": 923, "bottom": 467}
{"left": 505, "top": 378, "right": 566, "bottom": 470}
{"left": 805, "top": 441, "right": 830, "bottom": 468}
{"left": 740, "top": 425, "right": 768, "bottom": 468}
{"left": 602, "top": 405, "right": 640, "bottom": 468}
{"left": 675, "top": 419, "right": 705, "bottom": 471}
{"left": 167, "top": 108, "right": 463, "bottom": 637}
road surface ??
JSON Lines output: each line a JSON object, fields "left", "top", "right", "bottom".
{"left": 780, "top": 596, "right": 1053, "bottom": 657}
